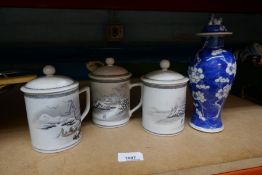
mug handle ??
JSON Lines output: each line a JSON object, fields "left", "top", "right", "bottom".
{"left": 79, "top": 86, "right": 90, "bottom": 121}
{"left": 129, "top": 82, "right": 143, "bottom": 117}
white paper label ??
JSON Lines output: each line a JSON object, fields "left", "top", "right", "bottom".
{"left": 118, "top": 152, "right": 144, "bottom": 162}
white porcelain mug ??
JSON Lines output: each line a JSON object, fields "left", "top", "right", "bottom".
{"left": 88, "top": 58, "right": 142, "bottom": 128}
{"left": 142, "top": 84, "right": 187, "bottom": 135}
{"left": 141, "top": 60, "right": 189, "bottom": 135}
{"left": 21, "top": 65, "right": 90, "bottom": 153}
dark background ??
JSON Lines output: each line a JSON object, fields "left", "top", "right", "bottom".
{"left": 0, "top": 1, "right": 262, "bottom": 103}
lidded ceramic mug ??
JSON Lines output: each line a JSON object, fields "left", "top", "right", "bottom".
{"left": 88, "top": 57, "right": 142, "bottom": 128}
{"left": 141, "top": 60, "right": 189, "bottom": 136}
{"left": 21, "top": 65, "right": 90, "bottom": 153}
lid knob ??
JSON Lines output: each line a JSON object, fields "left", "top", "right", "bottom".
{"left": 106, "top": 57, "right": 115, "bottom": 66}
{"left": 160, "top": 59, "right": 170, "bottom": 71}
{"left": 43, "top": 65, "right": 56, "bottom": 76}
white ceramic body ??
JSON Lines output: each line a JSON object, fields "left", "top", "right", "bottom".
{"left": 23, "top": 87, "right": 90, "bottom": 153}
{"left": 142, "top": 83, "right": 187, "bottom": 135}
{"left": 91, "top": 80, "right": 142, "bottom": 127}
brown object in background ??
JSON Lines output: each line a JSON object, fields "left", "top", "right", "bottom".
{"left": 106, "top": 24, "right": 124, "bottom": 42}
{"left": 0, "top": 75, "right": 37, "bottom": 85}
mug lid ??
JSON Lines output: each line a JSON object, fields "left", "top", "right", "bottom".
{"left": 141, "top": 60, "right": 188, "bottom": 85}
{"left": 88, "top": 57, "right": 131, "bottom": 81}
{"left": 21, "top": 65, "right": 78, "bottom": 94}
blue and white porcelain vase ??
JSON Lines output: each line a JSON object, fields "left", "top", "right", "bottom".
{"left": 188, "top": 16, "right": 237, "bottom": 132}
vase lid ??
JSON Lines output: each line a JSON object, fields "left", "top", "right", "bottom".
{"left": 21, "top": 65, "right": 78, "bottom": 94}
{"left": 141, "top": 59, "right": 189, "bottom": 86}
{"left": 88, "top": 57, "right": 131, "bottom": 81}
{"left": 197, "top": 15, "right": 232, "bottom": 36}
